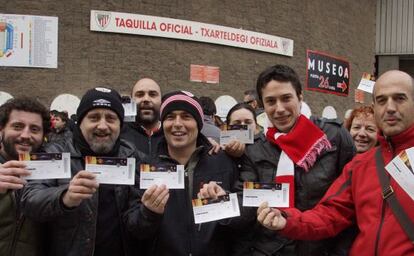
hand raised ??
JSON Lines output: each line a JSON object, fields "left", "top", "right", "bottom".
{"left": 62, "top": 171, "right": 99, "bottom": 208}
{"left": 142, "top": 184, "right": 169, "bottom": 214}
{"left": 0, "top": 160, "right": 31, "bottom": 193}
{"left": 257, "top": 202, "right": 287, "bottom": 231}
{"left": 197, "top": 181, "right": 226, "bottom": 200}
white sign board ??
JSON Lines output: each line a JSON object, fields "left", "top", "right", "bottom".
{"left": 90, "top": 10, "right": 293, "bottom": 56}
{"left": 0, "top": 14, "right": 58, "bottom": 68}
{"left": 357, "top": 78, "right": 375, "bottom": 94}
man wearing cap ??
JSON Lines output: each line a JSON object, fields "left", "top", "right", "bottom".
{"left": 21, "top": 87, "right": 152, "bottom": 256}
{"left": 140, "top": 91, "right": 237, "bottom": 256}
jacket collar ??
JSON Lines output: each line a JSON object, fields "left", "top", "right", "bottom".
{"left": 129, "top": 121, "right": 163, "bottom": 137}
{"left": 378, "top": 122, "right": 414, "bottom": 154}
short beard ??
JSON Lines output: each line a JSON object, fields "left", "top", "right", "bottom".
{"left": 88, "top": 139, "right": 116, "bottom": 155}
{"left": 136, "top": 109, "right": 160, "bottom": 127}
{"left": 1, "top": 133, "right": 40, "bottom": 160}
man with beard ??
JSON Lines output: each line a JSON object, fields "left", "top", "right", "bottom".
{"left": 121, "top": 78, "right": 164, "bottom": 155}
{"left": 0, "top": 97, "right": 49, "bottom": 256}
{"left": 21, "top": 87, "right": 155, "bottom": 256}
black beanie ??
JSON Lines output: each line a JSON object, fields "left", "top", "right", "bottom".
{"left": 77, "top": 87, "right": 125, "bottom": 125}
{"left": 160, "top": 91, "right": 204, "bottom": 130}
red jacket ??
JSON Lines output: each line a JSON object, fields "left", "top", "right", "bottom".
{"left": 280, "top": 124, "right": 414, "bottom": 256}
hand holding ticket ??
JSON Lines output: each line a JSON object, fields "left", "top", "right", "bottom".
{"left": 142, "top": 184, "right": 170, "bottom": 214}
{"left": 0, "top": 160, "right": 30, "bottom": 193}
{"left": 198, "top": 181, "right": 226, "bottom": 199}
{"left": 62, "top": 170, "right": 99, "bottom": 208}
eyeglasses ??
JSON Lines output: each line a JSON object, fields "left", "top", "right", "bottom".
{"left": 244, "top": 100, "right": 254, "bottom": 104}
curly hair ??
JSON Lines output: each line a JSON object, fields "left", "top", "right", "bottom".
{"left": 345, "top": 105, "right": 374, "bottom": 131}
{"left": 0, "top": 97, "right": 51, "bottom": 134}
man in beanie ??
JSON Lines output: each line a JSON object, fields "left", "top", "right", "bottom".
{"left": 21, "top": 87, "right": 153, "bottom": 256}
{"left": 139, "top": 90, "right": 238, "bottom": 256}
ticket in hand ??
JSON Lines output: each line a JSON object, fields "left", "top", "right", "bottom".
{"left": 220, "top": 124, "right": 254, "bottom": 145}
{"left": 19, "top": 152, "right": 71, "bottom": 180}
{"left": 385, "top": 148, "right": 414, "bottom": 201}
{"left": 139, "top": 164, "right": 185, "bottom": 189}
{"left": 192, "top": 193, "right": 240, "bottom": 224}
{"left": 85, "top": 156, "right": 135, "bottom": 185}
{"left": 242, "top": 182, "right": 289, "bottom": 208}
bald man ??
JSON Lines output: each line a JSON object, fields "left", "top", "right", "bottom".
{"left": 257, "top": 70, "right": 414, "bottom": 255}
{"left": 121, "top": 78, "right": 164, "bottom": 155}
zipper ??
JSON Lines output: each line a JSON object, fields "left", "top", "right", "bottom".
{"left": 385, "top": 136, "right": 395, "bottom": 156}
{"left": 10, "top": 192, "right": 24, "bottom": 256}
{"left": 184, "top": 171, "right": 193, "bottom": 256}
{"left": 10, "top": 214, "right": 24, "bottom": 256}
{"left": 272, "top": 164, "right": 277, "bottom": 182}
{"left": 148, "top": 137, "right": 152, "bottom": 155}
{"left": 90, "top": 192, "right": 98, "bottom": 256}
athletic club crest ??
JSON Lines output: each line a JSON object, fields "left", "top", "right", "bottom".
{"left": 281, "top": 39, "right": 290, "bottom": 54}
{"left": 95, "top": 12, "right": 111, "bottom": 29}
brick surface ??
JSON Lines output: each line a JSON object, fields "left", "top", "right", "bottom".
{"left": 0, "top": 0, "right": 376, "bottom": 118}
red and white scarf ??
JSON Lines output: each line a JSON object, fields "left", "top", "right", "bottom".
{"left": 266, "top": 115, "right": 332, "bottom": 207}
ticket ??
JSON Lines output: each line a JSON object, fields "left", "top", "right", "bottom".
{"left": 140, "top": 163, "right": 184, "bottom": 189}
{"left": 220, "top": 124, "right": 254, "bottom": 145}
{"left": 192, "top": 193, "right": 240, "bottom": 224}
{"left": 19, "top": 152, "right": 71, "bottom": 180}
{"left": 242, "top": 181, "right": 289, "bottom": 207}
{"left": 85, "top": 156, "right": 135, "bottom": 185}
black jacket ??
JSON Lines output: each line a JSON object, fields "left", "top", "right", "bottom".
{"left": 0, "top": 154, "right": 44, "bottom": 256}
{"left": 234, "top": 117, "right": 356, "bottom": 256}
{"left": 121, "top": 122, "right": 164, "bottom": 155}
{"left": 20, "top": 138, "right": 151, "bottom": 256}
{"left": 144, "top": 136, "right": 238, "bottom": 256}
{"left": 47, "top": 127, "right": 73, "bottom": 143}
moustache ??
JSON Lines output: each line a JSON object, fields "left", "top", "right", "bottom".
{"left": 138, "top": 102, "right": 154, "bottom": 109}
{"left": 93, "top": 131, "right": 111, "bottom": 137}
{"left": 15, "top": 138, "right": 34, "bottom": 146}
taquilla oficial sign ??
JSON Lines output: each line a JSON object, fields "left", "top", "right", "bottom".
{"left": 306, "top": 50, "right": 350, "bottom": 97}
{"left": 90, "top": 10, "right": 294, "bottom": 56}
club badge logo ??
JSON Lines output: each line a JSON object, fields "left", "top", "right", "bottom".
{"left": 95, "top": 12, "right": 111, "bottom": 30}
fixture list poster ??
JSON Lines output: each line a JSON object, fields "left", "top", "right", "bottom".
{"left": 0, "top": 14, "right": 58, "bottom": 68}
